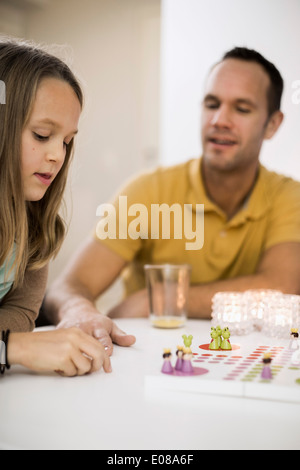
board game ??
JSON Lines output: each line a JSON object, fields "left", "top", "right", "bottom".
{"left": 145, "top": 332, "right": 300, "bottom": 404}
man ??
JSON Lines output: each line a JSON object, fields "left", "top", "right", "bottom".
{"left": 44, "top": 47, "right": 300, "bottom": 351}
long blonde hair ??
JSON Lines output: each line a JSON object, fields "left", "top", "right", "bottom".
{"left": 0, "top": 38, "right": 83, "bottom": 287}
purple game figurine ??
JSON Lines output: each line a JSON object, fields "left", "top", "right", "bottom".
{"left": 161, "top": 349, "right": 173, "bottom": 374}
{"left": 261, "top": 353, "right": 272, "bottom": 379}
{"left": 175, "top": 345, "right": 184, "bottom": 371}
{"left": 181, "top": 347, "right": 194, "bottom": 375}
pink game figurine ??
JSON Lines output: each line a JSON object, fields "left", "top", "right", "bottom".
{"left": 161, "top": 348, "right": 173, "bottom": 374}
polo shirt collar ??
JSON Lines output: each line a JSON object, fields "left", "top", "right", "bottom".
{"left": 188, "top": 157, "right": 271, "bottom": 225}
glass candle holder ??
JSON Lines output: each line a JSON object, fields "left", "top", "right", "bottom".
{"left": 244, "top": 289, "right": 282, "bottom": 331}
{"left": 211, "top": 289, "right": 300, "bottom": 338}
{"left": 211, "top": 291, "right": 253, "bottom": 335}
{"left": 261, "top": 293, "right": 300, "bottom": 338}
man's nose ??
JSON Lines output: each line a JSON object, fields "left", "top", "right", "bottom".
{"left": 210, "top": 105, "right": 232, "bottom": 128}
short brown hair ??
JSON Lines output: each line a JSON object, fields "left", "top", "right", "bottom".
{"left": 222, "top": 47, "right": 284, "bottom": 116}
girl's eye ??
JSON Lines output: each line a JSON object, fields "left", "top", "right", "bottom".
{"left": 33, "top": 132, "right": 49, "bottom": 141}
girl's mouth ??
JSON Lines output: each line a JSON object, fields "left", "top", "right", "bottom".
{"left": 34, "top": 173, "right": 53, "bottom": 186}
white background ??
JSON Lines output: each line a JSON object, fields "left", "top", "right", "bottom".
{"left": 160, "top": 0, "right": 300, "bottom": 179}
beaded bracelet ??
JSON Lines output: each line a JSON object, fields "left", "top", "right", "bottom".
{"left": 0, "top": 330, "right": 11, "bottom": 375}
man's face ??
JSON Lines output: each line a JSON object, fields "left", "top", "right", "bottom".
{"left": 201, "top": 58, "right": 273, "bottom": 173}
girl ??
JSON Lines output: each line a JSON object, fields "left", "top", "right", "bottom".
{"left": 0, "top": 38, "right": 111, "bottom": 377}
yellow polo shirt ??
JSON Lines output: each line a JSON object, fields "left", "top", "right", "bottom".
{"left": 95, "top": 158, "right": 300, "bottom": 295}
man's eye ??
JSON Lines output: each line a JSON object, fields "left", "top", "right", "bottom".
{"left": 204, "top": 102, "right": 219, "bottom": 109}
{"left": 237, "top": 107, "right": 251, "bottom": 113}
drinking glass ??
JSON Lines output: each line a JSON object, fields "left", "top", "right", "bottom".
{"left": 144, "top": 264, "right": 191, "bottom": 328}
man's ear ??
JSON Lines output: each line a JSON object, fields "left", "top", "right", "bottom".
{"left": 264, "top": 110, "right": 284, "bottom": 140}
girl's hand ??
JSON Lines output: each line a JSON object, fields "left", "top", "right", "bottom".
{"left": 7, "top": 328, "right": 111, "bottom": 377}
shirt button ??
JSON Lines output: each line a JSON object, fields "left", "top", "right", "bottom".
{"left": 219, "top": 230, "right": 227, "bottom": 237}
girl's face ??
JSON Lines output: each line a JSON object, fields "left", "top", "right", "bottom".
{"left": 21, "top": 77, "right": 81, "bottom": 201}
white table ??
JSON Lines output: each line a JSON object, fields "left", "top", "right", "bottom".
{"left": 0, "top": 319, "right": 299, "bottom": 450}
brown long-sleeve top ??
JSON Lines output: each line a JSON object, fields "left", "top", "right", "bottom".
{"left": 0, "top": 264, "right": 48, "bottom": 332}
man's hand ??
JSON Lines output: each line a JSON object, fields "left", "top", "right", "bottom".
{"left": 56, "top": 298, "right": 136, "bottom": 356}
{"left": 107, "top": 289, "right": 149, "bottom": 319}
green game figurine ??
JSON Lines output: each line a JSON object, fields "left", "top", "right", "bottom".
{"left": 220, "top": 327, "right": 232, "bottom": 350}
{"left": 182, "top": 334, "right": 193, "bottom": 348}
{"left": 216, "top": 325, "right": 222, "bottom": 349}
{"left": 209, "top": 327, "right": 220, "bottom": 350}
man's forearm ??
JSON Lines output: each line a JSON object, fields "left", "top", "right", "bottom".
{"left": 43, "top": 239, "right": 128, "bottom": 326}
{"left": 44, "top": 280, "right": 97, "bottom": 325}
{"left": 188, "top": 272, "right": 286, "bottom": 319}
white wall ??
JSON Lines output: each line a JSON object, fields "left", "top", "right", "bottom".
{"left": 0, "top": 0, "right": 161, "bottom": 311}
{"left": 22, "top": 0, "right": 161, "bottom": 308}
{"left": 160, "top": 0, "right": 300, "bottom": 179}
{"left": 0, "top": 2, "right": 26, "bottom": 36}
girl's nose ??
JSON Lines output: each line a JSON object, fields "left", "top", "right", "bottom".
{"left": 46, "top": 141, "right": 66, "bottom": 164}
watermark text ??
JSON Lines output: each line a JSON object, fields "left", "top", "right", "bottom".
{"left": 96, "top": 196, "right": 204, "bottom": 251}
{"left": 292, "top": 80, "right": 300, "bottom": 104}
{"left": 0, "top": 80, "right": 5, "bottom": 104}
{"left": 0, "top": 340, "right": 6, "bottom": 366}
